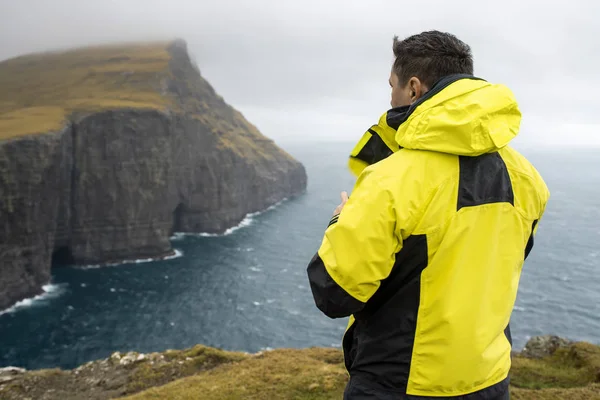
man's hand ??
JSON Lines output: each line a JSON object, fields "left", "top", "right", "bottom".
{"left": 333, "top": 191, "right": 349, "bottom": 217}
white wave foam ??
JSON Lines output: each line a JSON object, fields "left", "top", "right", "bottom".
{"left": 170, "top": 216, "right": 253, "bottom": 239}
{"left": 221, "top": 215, "right": 254, "bottom": 236}
{"left": 170, "top": 232, "right": 187, "bottom": 241}
{"left": 514, "top": 306, "right": 527, "bottom": 312}
{"left": 78, "top": 249, "right": 183, "bottom": 270}
{"left": 265, "top": 198, "right": 288, "bottom": 211}
{"left": 171, "top": 198, "right": 289, "bottom": 239}
{"left": 0, "top": 284, "right": 66, "bottom": 316}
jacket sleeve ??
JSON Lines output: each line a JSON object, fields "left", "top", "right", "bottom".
{"left": 307, "top": 169, "right": 403, "bottom": 318}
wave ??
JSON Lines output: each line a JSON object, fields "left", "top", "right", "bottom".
{"left": 77, "top": 249, "right": 183, "bottom": 270}
{"left": 0, "top": 284, "right": 67, "bottom": 316}
{"left": 171, "top": 198, "right": 288, "bottom": 240}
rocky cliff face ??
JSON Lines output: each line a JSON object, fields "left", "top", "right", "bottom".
{"left": 0, "top": 125, "right": 72, "bottom": 309}
{"left": 0, "top": 40, "right": 307, "bottom": 310}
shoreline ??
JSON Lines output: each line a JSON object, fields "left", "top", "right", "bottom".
{"left": 0, "top": 248, "right": 184, "bottom": 315}
{"left": 171, "top": 197, "right": 289, "bottom": 240}
{"left": 75, "top": 248, "right": 184, "bottom": 270}
{"left": 0, "top": 284, "right": 66, "bottom": 317}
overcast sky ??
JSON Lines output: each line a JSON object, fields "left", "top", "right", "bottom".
{"left": 1, "top": 0, "right": 599, "bottom": 147}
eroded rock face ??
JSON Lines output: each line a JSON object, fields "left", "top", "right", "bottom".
{"left": 0, "top": 40, "right": 307, "bottom": 310}
{"left": 0, "top": 127, "right": 72, "bottom": 307}
{"left": 67, "top": 110, "right": 174, "bottom": 265}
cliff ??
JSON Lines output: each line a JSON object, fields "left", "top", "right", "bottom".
{"left": 0, "top": 337, "right": 599, "bottom": 400}
{"left": 0, "top": 40, "right": 307, "bottom": 310}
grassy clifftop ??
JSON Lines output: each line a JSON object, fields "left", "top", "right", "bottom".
{"left": 124, "top": 342, "right": 600, "bottom": 400}
{"left": 2, "top": 340, "right": 599, "bottom": 400}
{"left": 0, "top": 40, "right": 294, "bottom": 165}
{"left": 0, "top": 42, "right": 173, "bottom": 139}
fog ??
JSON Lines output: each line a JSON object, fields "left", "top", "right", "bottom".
{"left": 2, "top": 0, "right": 598, "bottom": 146}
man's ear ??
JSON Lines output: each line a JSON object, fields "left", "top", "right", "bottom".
{"left": 408, "top": 77, "right": 427, "bottom": 103}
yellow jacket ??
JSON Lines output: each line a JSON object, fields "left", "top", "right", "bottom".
{"left": 307, "top": 75, "right": 550, "bottom": 397}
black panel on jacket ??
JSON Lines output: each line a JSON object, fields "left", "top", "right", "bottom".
{"left": 524, "top": 219, "right": 539, "bottom": 260}
{"left": 457, "top": 153, "right": 514, "bottom": 211}
{"left": 307, "top": 253, "right": 365, "bottom": 319}
{"left": 504, "top": 323, "right": 513, "bottom": 347}
{"left": 344, "top": 235, "right": 428, "bottom": 392}
{"left": 351, "top": 129, "right": 394, "bottom": 166}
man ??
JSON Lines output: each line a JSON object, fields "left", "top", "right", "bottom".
{"left": 307, "top": 31, "right": 549, "bottom": 399}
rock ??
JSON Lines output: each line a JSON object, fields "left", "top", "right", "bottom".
{"left": 0, "top": 39, "right": 307, "bottom": 311}
{"left": 0, "top": 367, "right": 26, "bottom": 383}
{"left": 110, "top": 352, "right": 122, "bottom": 364}
{"left": 0, "top": 367, "right": 26, "bottom": 375}
{"left": 102, "top": 374, "right": 128, "bottom": 390}
{"left": 118, "top": 352, "right": 147, "bottom": 366}
{"left": 521, "top": 335, "right": 573, "bottom": 358}
{"left": 85, "top": 377, "right": 101, "bottom": 386}
{"left": 0, "top": 376, "right": 16, "bottom": 384}
{"left": 119, "top": 352, "right": 138, "bottom": 366}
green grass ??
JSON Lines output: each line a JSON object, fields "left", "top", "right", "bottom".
{"left": 0, "top": 41, "right": 295, "bottom": 169}
{"left": 511, "top": 342, "right": 600, "bottom": 390}
{"left": 0, "top": 42, "right": 173, "bottom": 139}
{"left": 0, "top": 107, "right": 67, "bottom": 139}
{"left": 122, "top": 343, "right": 600, "bottom": 400}
{"left": 123, "top": 345, "right": 249, "bottom": 395}
{"left": 122, "top": 348, "right": 348, "bottom": 400}
{"left": 1, "top": 342, "right": 598, "bottom": 400}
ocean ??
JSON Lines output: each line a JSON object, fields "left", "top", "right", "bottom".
{"left": 0, "top": 142, "right": 598, "bottom": 370}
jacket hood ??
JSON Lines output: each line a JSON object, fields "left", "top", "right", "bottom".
{"left": 395, "top": 76, "right": 521, "bottom": 156}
